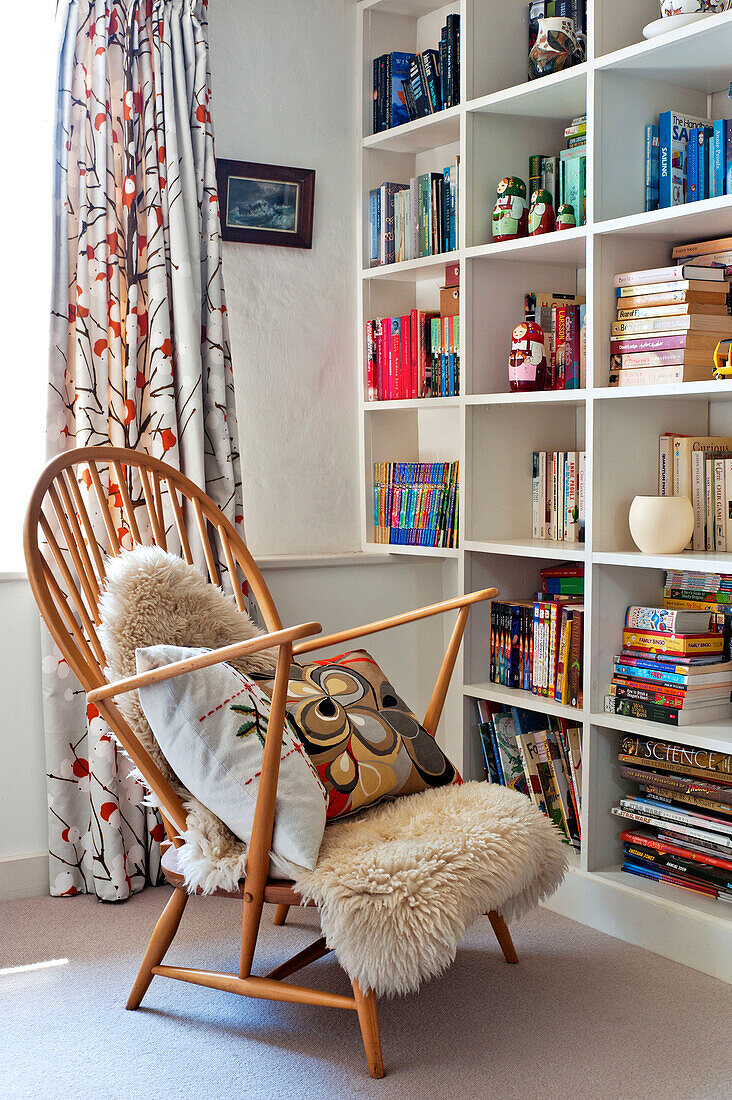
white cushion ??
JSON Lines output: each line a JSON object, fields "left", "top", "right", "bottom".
{"left": 136, "top": 645, "right": 327, "bottom": 874}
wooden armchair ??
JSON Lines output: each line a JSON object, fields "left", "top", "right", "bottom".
{"left": 24, "top": 446, "right": 508, "bottom": 1079}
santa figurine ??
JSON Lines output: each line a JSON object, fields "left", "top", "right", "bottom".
{"left": 509, "top": 321, "right": 547, "bottom": 392}
{"left": 556, "top": 203, "right": 576, "bottom": 231}
{"left": 528, "top": 189, "right": 555, "bottom": 235}
{"left": 492, "top": 177, "right": 528, "bottom": 241}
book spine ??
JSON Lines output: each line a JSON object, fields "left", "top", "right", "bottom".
{"left": 715, "top": 458, "right": 727, "bottom": 552}
{"left": 714, "top": 119, "right": 725, "bottom": 198}
{"left": 619, "top": 766, "right": 732, "bottom": 807}
{"left": 727, "top": 119, "right": 732, "bottom": 195}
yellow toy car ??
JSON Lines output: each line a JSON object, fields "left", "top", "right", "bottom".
{"left": 714, "top": 338, "right": 732, "bottom": 379}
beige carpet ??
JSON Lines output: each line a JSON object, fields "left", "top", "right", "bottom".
{"left": 0, "top": 888, "right": 729, "bottom": 1100}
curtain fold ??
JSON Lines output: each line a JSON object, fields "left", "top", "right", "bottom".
{"left": 45, "top": 0, "right": 242, "bottom": 899}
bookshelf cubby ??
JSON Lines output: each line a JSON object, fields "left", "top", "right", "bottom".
{"left": 357, "top": 0, "right": 732, "bottom": 981}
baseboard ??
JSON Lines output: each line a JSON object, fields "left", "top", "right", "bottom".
{"left": 0, "top": 853, "right": 48, "bottom": 901}
{"left": 543, "top": 866, "right": 732, "bottom": 985}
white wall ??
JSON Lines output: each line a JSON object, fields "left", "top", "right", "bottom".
{"left": 208, "top": 0, "right": 361, "bottom": 555}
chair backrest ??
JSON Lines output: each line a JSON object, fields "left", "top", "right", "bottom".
{"left": 24, "top": 445, "right": 283, "bottom": 841}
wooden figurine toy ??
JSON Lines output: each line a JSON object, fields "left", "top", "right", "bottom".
{"left": 528, "top": 189, "right": 555, "bottom": 235}
{"left": 556, "top": 203, "right": 576, "bottom": 231}
{"left": 509, "top": 320, "right": 547, "bottom": 392}
{"left": 492, "top": 177, "right": 528, "bottom": 241}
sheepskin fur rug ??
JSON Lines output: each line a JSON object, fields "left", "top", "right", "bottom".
{"left": 97, "top": 545, "right": 280, "bottom": 893}
{"left": 296, "top": 782, "right": 567, "bottom": 997}
{"left": 98, "top": 545, "right": 567, "bottom": 997}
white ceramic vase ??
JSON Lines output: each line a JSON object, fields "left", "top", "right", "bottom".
{"left": 628, "top": 495, "right": 694, "bottom": 555}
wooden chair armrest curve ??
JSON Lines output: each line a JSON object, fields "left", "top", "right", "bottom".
{"left": 292, "top": 587, "right": 498, "bottom": 656}
{"left": 87, "top": 621, "right": 322, "bottom": 704}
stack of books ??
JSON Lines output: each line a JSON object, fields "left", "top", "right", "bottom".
{"left": 488, "top": 564, "right": 584, "bottom": 706}
{"left": 528, "top": 115, "right": 587, "bottom": 226}
{"left": 525, "top": 291, "right": 586, "bottom": 390}
{"left": 671, "top": 234, "right": 732, "bottom": 277}
{"left": 604, "top": 605, "right": 732, "bottom": 727}
{"left": 371, "top": 15, "right": 460, "bottom": 134}
{"left": 531, "top": 450, "right": 586, "bottom": 542}
{"left": 609, "top": 262, "right": 731, "bottom": 387}
{"left": 373, "top": 461, "right": 458, "bottom": 547}
{"left": 476, "top": 700, "right": 582, "bottom": 849}
{"left": 645, "top": 111, "right": 732, "bottom": 212}
{"left": 369, "top": 161, "right": 459, "bottom": 267}
{"left": 663, "top": 569, "right": 732, "bottom": 659}
{"left": 658, "top": 434, "right": 732, "bottom": 550}
{"left": 612, "top": 734, "right": 732, "bottom": 903}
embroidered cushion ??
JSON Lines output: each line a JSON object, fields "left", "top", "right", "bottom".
{"left": 136, "top": 645, "right": 327, "bottom": 874}
{"left": 252, "top": 649, "right": 460, "bottom": 820}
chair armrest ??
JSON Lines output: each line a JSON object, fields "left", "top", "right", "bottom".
{"left": 292, "top": 587, "right": 498, "bottom": 656}
{"left": 87, "top": 621, "right": 322, "bottom": 704}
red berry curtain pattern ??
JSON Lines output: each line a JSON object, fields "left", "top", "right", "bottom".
{"left": 45, "top": 0, "right": 242, "bottom": 899}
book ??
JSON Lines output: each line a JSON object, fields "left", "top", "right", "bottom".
{"left": 621, "top": 827, "right": 732, "bottom": 872}
{"left": 620, "top": 796, "right": 732, "bottom": 839}
{"left": 609, "top": 334, "right": 723, "bottom": 355}
{"left": 608, "top": 364, "right": 716, "bottom": 387}
{"left": 625, "top": 606, "right": 714, "bottom": 633}
{"left": 645, "top": 123, "right": 660, "bottom": 212}
{"left": 613, "top": 265, "right": 727, "bottom": 287}
{"left": 622, "top": 629, "right": 723, "bottom": 656}
{"left": 606, "top": 695, "right": 732, "bottom": 726}
{"left": 673, "top": 235, "right": 732, "bottom": 260}
{"left": 611, "top": 804, "right": 732, "bottom": 849}
{"left": 611, "top": 315, "right": 732, "bottom": 337}
{"left": 618, "top": 735, "right": 732, "bottom": 781}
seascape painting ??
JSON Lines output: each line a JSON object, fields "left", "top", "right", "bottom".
{"left": 225, "top": 176, "right": 299, "bottom": 234}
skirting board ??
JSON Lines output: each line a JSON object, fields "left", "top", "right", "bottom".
{"left": 0, "top": 853, "right": 48, "bottom": 901}
{"left": 543, "top": 867, "right": 732, "bottom": 985}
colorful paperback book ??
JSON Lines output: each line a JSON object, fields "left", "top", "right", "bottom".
{"left": 645, "top": 123, "right": 660, "bottom": 212}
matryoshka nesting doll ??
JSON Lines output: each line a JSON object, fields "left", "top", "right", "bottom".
{"left": 528, "top": 189, "right": 555, "bottom": 236}
{"left": 492, "top": 177, "right": 528, "bottom": 241}
{"left": 509, "top": 321, "right": 547, "bottom": 392}
{"left": 556, "top": 203, "right": 576, "bottom": 231}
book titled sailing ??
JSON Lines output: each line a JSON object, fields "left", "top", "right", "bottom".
{"left": 658, "top": 111, "right": 711, "bottom": 209}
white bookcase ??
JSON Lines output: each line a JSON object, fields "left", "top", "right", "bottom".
{"left": 356, "top": 0, "right": 732, "bottom": 982}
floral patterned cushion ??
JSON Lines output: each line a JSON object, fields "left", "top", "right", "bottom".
{"left": 251, "top": 649, "right": 460, "bottom": 820}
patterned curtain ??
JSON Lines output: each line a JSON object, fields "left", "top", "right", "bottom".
{"left": 45, "top": 0, "right": 242, "bottom": 899}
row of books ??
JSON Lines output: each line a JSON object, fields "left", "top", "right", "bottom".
{"left": 528, "top": 2, "right": 587, "bottom": 52}
{"left": 476, "top": 700, "right": 582, "bottom": 849}
{"left": 612, "top": 734, "right": 732, "bottom": 904}
{"left": 531, "top": 450, "right": 585, "bottom": 543}
{"left": 528, "top": 116, "right": 587, "bottom": 226}
{"left": 604, "top": 600, "right": 732, "bottom": 728}
{"left": 659, "top": 433, "right": 732, "bottom": 551}
{"left": 525, "top": 291, "right": 586, "bottom": 390}
{"left": 645, "top": 111, "right": 732, "bottom": 212}
{"left": 371, "top": 15, "right": 460, "bottom": 135}
{"left": 373, "top": 461, "right": 459, "bottom": 547}
{"left": 489, "top": 565, "right": 584, "bottom": 707}
{"left": 369, "top": 161, "right": 459, "bottom": 267}
{"left": 609, "top": 258, "right": 730, "bottom": 387}
{"left": 365, "top": 313, "right": 459, "bottom": 401}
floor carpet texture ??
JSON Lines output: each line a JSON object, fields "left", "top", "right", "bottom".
{"left": 0, "top": 888, "right": 729, "bottom": 1100}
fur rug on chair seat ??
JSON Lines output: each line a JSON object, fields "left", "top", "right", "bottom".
{"left": 98, "top": 546, "right": 567, "bottom": 998}
{"left": 296, "top": 782, "right": 567, "bottom": 997}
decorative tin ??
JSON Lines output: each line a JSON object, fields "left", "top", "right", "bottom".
{"left": 528, "top": 17, "right": 585, "bottom": 80}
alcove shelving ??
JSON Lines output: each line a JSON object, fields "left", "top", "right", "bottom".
{"left": 357, "top": 0, "right": 732, "bottom": 981}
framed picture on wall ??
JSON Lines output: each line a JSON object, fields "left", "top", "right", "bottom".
{"left": 216, "top": 159, "right": 315, "bottom": 248}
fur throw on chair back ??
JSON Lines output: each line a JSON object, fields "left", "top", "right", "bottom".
{"left": 98, "top": 545, "right": 280, "bottom": 893}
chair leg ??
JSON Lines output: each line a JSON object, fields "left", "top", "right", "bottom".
{"left": 352, "top": 979, "right": 384, "bottom": 1079}
{"left": 487, "top": 910, "right": 518, "bottom": 964}
{"left": 127, "top": 887, "right": 189, "bottom": 1010}
{"left": 273, "top": 904, "right": 289, "bottom": 926}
